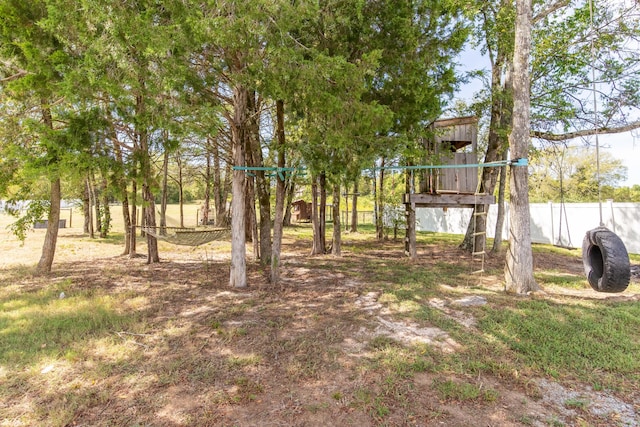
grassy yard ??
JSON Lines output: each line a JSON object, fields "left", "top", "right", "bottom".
{"left": 1, "top": 213, "right": 639, "bottom": 426}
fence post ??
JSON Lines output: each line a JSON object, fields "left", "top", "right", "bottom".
{"left": 548, "top": 201, "right": 554, "bottom": 245}
{"left": 608, "top": 199, "right": 615, "bottom": 233}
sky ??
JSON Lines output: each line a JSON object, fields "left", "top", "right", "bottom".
{"left": 597, "top": 134, "right": 640, "bottom": 186}
{"left": 454, "top": 48, "right": 640, "bottom": 187}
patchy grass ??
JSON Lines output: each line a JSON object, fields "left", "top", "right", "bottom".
{"left": 0, "top": 221, "right": 639, "bottom": 426}
{"left": 0, "top": 283, "right": 138, "bottom": 367}
{"left": 535, "top": 271, "right": 589, "bottom": 289}
{"left": 476, "top": 298, "right": 640, "bottom": 387}
{"left": 432, "top": 378, "right": 499, "bottom": 403}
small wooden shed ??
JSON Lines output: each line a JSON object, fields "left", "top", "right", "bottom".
{"left": 291, "top": 200, "right": 311, "bottom": 222}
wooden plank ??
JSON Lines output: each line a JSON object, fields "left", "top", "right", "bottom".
{"left": 433, "top": 116, "right": 478, "bottom": 128}
{"left": 436, "top": 153, "right": 479, "bottom": 193}
{"left": 404, "top": 193, "right": 495, "bottom": 208}
{"left": 455, "top": 153, "right": 467, "bottom": 192}
{"left": 461, "top": 153, "right": 478, "bottom": 193}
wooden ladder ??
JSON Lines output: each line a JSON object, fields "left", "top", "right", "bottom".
{"left": 471, "top": 183, "right": 487, "bottom": 274}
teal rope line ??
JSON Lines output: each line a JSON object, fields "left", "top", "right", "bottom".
{"left": 233, "top": 166, "right": 302, "bottom": 181}
{"left": 232, "top": 158, "right": 527, "bottom": 174}
{"left": 367, "top": 158, "right": 527, "bottom": 171}
{"left": 233, "top": 166, "right": 300, "bottom": 172}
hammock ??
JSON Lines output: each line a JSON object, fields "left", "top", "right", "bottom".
{"left": 140, "top": 226, "right": 231, "bottom": 246}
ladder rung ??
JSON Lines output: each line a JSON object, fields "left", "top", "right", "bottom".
{"left": 471, "top": 269, "right": 485, "bottom": 274}
{"left": 472, "top": 251, "right": 486, "bottom": 256}
{"left": 472, "top": 232, "right": 486, "bottom": 236}
{"left": 473, "top": 212, "right": 487, "bottom": 216}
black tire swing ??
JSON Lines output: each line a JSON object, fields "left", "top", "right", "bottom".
{"left": 581, "top": 0, "right": 630, "bottom": 293}
{"left": 582, "top": 226, "right": 630, "bottom": 293}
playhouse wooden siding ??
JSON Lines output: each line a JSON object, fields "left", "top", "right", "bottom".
{"left": 433, "top": 116, "right": 479, "bottom": 194}
{"left": 438, "top": 152, "right": 478, "bottom": 194}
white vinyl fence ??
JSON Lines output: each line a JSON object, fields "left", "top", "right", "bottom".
{"left": 415, "top": 201, "right": 640, "bottom": 255}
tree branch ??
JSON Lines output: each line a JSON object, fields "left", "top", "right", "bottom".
{"left": 0, "top": 70, "right": 28, "bottom": 83}
{"left": 531, "top": 120, "right": 640, "bottom": 141}
{"left": 533, "top": 0, "right": 570, "bottom": 24}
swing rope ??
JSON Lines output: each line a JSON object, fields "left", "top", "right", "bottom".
{"left": 590, "top": 0, "right": 604, "bottom": 226}
{"left": 580, "top": 0, "right": 630, "bottom": 293}
{"left": 555, "top": 146, "right": 574, "bottom": 249}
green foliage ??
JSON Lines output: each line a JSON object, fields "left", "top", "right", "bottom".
{"left": 6, "top": 200, "right": 48, "bottom": 241}
{"left": 0, "top": 0, "right": 112, "bottom": 245}
{"left": 609, "top": 184, "right": 640, "bottom": 202}
{"left": 531, "top": 0, "right": 640, "bottom": 134}
{"left": 153, "top": 183, "right": 195, "bottom": 204}
{"left": 529, "top": 144, "right": 627, "bottom": 202}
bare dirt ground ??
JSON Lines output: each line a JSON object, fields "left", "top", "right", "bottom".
{"left": 1, "top": 225, "right": 639, "bottom": 426}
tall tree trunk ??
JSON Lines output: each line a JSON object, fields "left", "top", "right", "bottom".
{"left": 129, "top": 180, "right": 138, "bottom": 258}
{"left": 460, "top": 49, "right": 511, "bottom": 253}
{"left": 283, "top": 174, "right": 296, "bottom": 227}
{"left": 143, "top": 186, "right": 159, "bottom": 264}
{"left": 244, "top": 162, "right": 259, "bottom": 260}
{"left": 244, "top": 131, "right": 257, "bottom": 256}
{"left": 82, "top": 185, "right": 90, "bottom": 234}
{"left": 160, "top": 147, "right": 169, "bottom": 231}
{"left": 492, "top": 151, "right": 508, "bottom": 254}
{"left": 319, "top": 172, "right": 327, "bottom": 252}
{"left": 372, "top": 165, "right": 378, "bottom": 235}
{"left": 492, "top": 65, "right": 513, "bottom": 254}
{"left": 250, "top": 188, "right": 259, "bottom": 259}
{"left": 176, "top": 153, "right": 185, "bottom": 228}
{"left": 332, "top": 183, "right": 341, "bottom": 256}
{"left": 271, "top": 99, "right": 286, "bottom": 284}
{"left": 121, "top": 193, "right": 131, "bottom": 255}
{"left": 222, "top": 161, "right": 232, "bottom": 225}
{"left": 93, "top": 174, "right": 103, "bottom": 236}
{"left": 93, "top": 178, "right": 103, "bottom": 236}
{"left": 376, "top": 158, "right": 385, "bottom": 241}
{"left": 505, "top": 0, "right": 539, "bottom": 294}
{"left": 140, "top": 144, "right": 159, "bottom": 263}
{"left": 203, "top": 150, "right": 211, "bottom": 226}
{"left": 136, "top": 77, "right": 159, "bottom": 264}
{"left": 310, "top": 174, "right": 325, "bottom": 255}
{"left": 100, "top": 174, "right": 110, "bottom": 238}
{"left": 229, "top": 84, "right": 248, "bottom": 288}
{"left": 108, "top": 116, "right": 132, "bottom": 254}
{"left": 249, "top": 91, "right": 271, "bottom": 264}
{"left": 111, "top": 132, "right": 131, "bottom": 255}
{"left": 36, "top": 104, "right": 60, "bottom": 273}
{"left": 350, "top": 180, "right": 359, "bottom": 233}
{"left": 212, "top": 138, "right": 222, "bottom": 226}
{"left": 38, "top": 178, "right": 61, "bottom": 273}
{"left": 405, "top": 165, "right": 417, "bottom": 259}
{"left": 84, "top": 177, "right": 93, "bottom": 236}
